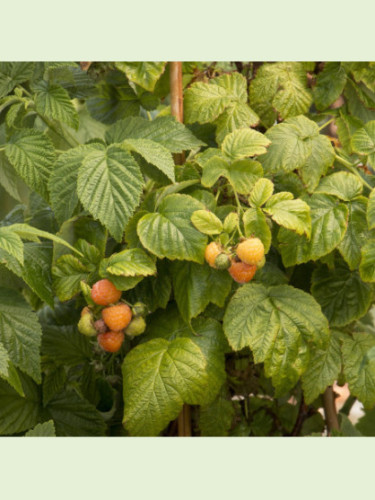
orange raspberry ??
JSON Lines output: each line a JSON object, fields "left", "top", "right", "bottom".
{"left": 228, "top": 261, "right": 257, "bottom": 283}
{"left": 205, "top": 242, "right": 222, "bottom": 268}
{"left": 102, "top": 303, "right": 132, "bottom": 331}
{"left": 91, "top": 279, "right": 122, "bottom": 306}
{"left": 236, "top": 238, "right": 264, "bottom": 265}
{"left": 98, "top": 331, "right": 124, "bottom": 353}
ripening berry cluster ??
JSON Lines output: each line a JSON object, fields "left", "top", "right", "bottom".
{"left": 78, "top": 279, "right": 148, "bottom": 353}
{"left": 204, "top": 237, "right": 265, "bottom": 284}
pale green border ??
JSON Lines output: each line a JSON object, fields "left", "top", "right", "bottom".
{"left": 2, "top": 0, "right": 375, "bottom": 496}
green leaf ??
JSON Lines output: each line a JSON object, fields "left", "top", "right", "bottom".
{"left": 351, "top": 120, "right": 375, "bottom": 166}
{"left": 106, "top": 116, "right": 204, "bottom": 153}
{"left": 0, "top": 226, "right": 23, "bottom": 264}
{"left": 313, "top": 62, "right": 347, "bottom": 110}
{"left": 49, "top": 145, "right": 97, "bottom": 224}
{"left": 33, "top": 81, "right": 79, "bottom": 129}
{"left": 311, "top": 263, "right": 373, "bottom": 327}
{"left": 0, "top": 288, "right": 42, "bottom": 382}
{"left": 249, "top": 62, "right": 312, "bottom": 127}
{"left": 222, "top": 128, "right": 270, "bottom": 160}
{"left": 336, "top": 112, "right": 364, "bottom": 154}
{"left": 77, "top": 144, "right": 144, "bottom": 241}
{"left": 201, "top": 156, "right": 263, "bottom": 195}
{"left": 199, "top": 395, "right": 234, "bottom": 436}
{"left": 278, "top": 194, "right": 348, "bottom": 267}
{"left": 52, "top": 254, "right": 91, "bottom": 301}
{"left": 243, "top": 208, "right": 272, "bottom": 253}
{"left": 0, "top": 62, "right": 34, "bottom": 98}
{"left": 301, "top": 330, "right": 342, "bottom": 404}
{"left": 249, "top": 178, "right": 274, "bottom": 207}
{"left": 0, "top": 151, "right": 22, "bottom": 201}
{"left": 264, "top": 196, "right": 311, "bottom": 236}
{"left": 342, "top": 332, "right": 375, "bottom": 408}
{"left": 101, "top": 248, "right": 156, "bottom": 277}
{"left": 0, "top": 374, "right": 40, "bottom": 435}
{"left": 45, "top": 391, "right": 106, "bottom": 436}
{"left": 5, "top": 129, "right": 55, "bottom": 200}
{"left": 191, "top": 210, "right": 223, "bottom": 235}
{"left": 359, "top": 239, "right": 375, "bottom": 282}
{"left": 298, "top": 134, "right": 335, "bottom": 192}
{"left": 215, "top": 102, "right": 259, "bottom": 145}
{"left": 122, "top": 337, "right": 208, "bottom": 436}
{"left": 223, "top": 283, "right": 329, "bottom": 394}
{"left": 338, "top": 197, "right": 368, "bottom": 270}
{"left": 315, "top": 172, "right": 363, "bottom": 201}
{"left": 22, "top": 243, "right": 54, "bottom": 307}
{"left": 0, "top": 342, "right": 9, "bottom": 378}
{"left": 137, "top": 194, "right": 207, "bottom": 263}
{"left": 356, "top": 407, "right": 375, "bottom": 435}
{"left": 115, "top": 62, "right": 166, "bottom": 92}
{"left": 184, "top": 81, "right": 233, "bottom": 123}
{"left": 26, "top": 420, "right": 56, "bottom": 437}
{"left": 171, "top": 260, "right": 232, "bottom": 322}
{"left": 43, "top": 365, "right": 67, "bottom": 406}
{"left": 121, "top": 137, "right": 175, "bottom": 182}
{"left": 367, "top": 188, "right": 375, "bottom": 229}
{"left": 223, "top": 212, "right": 239, "bottom": 233}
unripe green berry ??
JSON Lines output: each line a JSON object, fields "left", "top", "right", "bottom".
{"left": 214, "top": 252, "right": 231, "bottom": 270}
{"left": 132, "top": 301, "right": 148, "bottom": 317}
{"left": 125, "top": 316, "right": 147, "bottom": 336}
{"left": 256, "top": 256, "right": 266, "bottom": 269}
{"left": 78, "top": 311, "right": 97, "bottom": 336}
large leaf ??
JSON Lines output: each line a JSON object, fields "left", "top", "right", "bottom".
{"left": 106, "top": 116, "right": 204, "bottom": 153}
{"left": 301, "top": 330, "right": 342, "bottom": 404}
{"left": 5, "top": 129, "right": 55, "bottom": 200}
{"left": 338, "top": 197, "right": 368, "bottom": 270}
{"left": 351, "top": 120, "right": 375, "bottom": 167}
{"left": 199, "top": 395, "right": 234, "bottom": 436}
{"left": 311, "top": 263, "right": 373, "bottom": 327}
{"left": 0, "top": 151, "right": 23, "bottom": 201}
{"left": 49, "top": 145, "right": 97, "bottom": 224}
{"left": 0, "top": 288, "right": 42, "bottom": 382}
{"left": 336, "top": 112, "right": 364, "bottom": 154}
{"left": 278, "top": 194, "right": 348, "bottom": 267}
{"left": 342, "top": 332, "right": 375, "bottom": 408}
{"left": 25, "top": 420, "right": 56, "bottom": 437}
{"left": 101, "top": 248, "right": 156, "bottom": 277}
{"left": 223, "top": 283, "right": 329, "bottom": 394}
{"left": 359, "top": 239, "right": 375, "bottom": 282}
{"left": 222, "top": 128, "right": 270, "bottom": 160}
{"left": 313, "top": 62, "right": 347, "bottom": 110}
{"left": 0, "top": 342, "right": 10, "bottom": 378}
{"left": 137, "top": 194, "right": 207, "bottom": 263}
{"left": 115, "top": 62, "right": 166, "bottom": 92}
{"left": 52, "top": 254, "right": 91, "bottom": 301}
{"left": 0, "top": 374, "right": 41, "bottom": 435}
{"left": 171, "top": 260, "right": 232, "bottom": 322}
{"left": 122, "top": 337, "right": 208, "bottom": 436}
{"left": 77, "top": 144, "right": 144, "bottom": 241}
{"left": 33, "top": 80, "right": 79, "bottom": 129}
{"left": 263, "top": 195, "right": 311, "bottom": 236}
{"left": 315, "top": 172, "right": 363, "bottom": 201}
{"left": 22, "top": 243, "right": 54, "bottom": 307}
{"left": 201, "top": 156, "right": 263, "bottom": 195}
{"left": 0, "top": 62, "right": 34, "bottom": 98}
{"left": 298, "top": 134, "right": 335, "bottom": 192}
{"left": 0, "top": 226, "right": 23, "bottom": 264}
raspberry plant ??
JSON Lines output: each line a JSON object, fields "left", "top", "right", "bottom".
{"left": 1, "top": 61, "right": 375, "bottom": 436}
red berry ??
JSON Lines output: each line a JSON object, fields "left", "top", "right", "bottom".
{"left": 91, "top": 279, "right": 122, "bottom": 306}
{"left": 228, "top": 261, "right": 257, "bottom": 283}
{"left": 98, "top": 331, "right": 124, "bottom": 353}
{"left": 102, "top": 303, "right": 132, "bottom": 331}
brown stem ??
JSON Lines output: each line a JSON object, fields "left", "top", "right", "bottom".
{"left": 323, "top": 386, "right": 340, "bottom": 435}
{"left": 169, "top": 62, "right": 185, "bottom": 165}
{"left": 177, "top": 404, "right": 192, "bottom": 437}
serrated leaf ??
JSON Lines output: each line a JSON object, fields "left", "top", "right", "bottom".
{"left": 52, "top": 254, "right": 91, "bottom": 301}
{"left": 359, "top": 239, "right": 375, "bottom": 282}
{"left": 0, "top": 287, "right": 42, "bottom": 382}
{"left": 122, "top": 337, "right": 208, "bottom": 436}
{"left": 313, "top": 62, "right": 347, "bottom": 110}
{"left": 0, "top": 226, "right": 23, "bottom": 264}
{"left": 184, "top": 81, "right": 233, "bottom": 123}
{"left": 22, "top": 243, "right": 54, "bottom": 307}
{"left": 33, "top": 81, "right": 79, "bottom": 129}
{"left": 26, "top": 420, "right": 56, "bottom": 437}
{"left": 0, "top": 151, "right": 22, "bottom": 201}
{"left": 223, "top": 212, "right": 238, "bottom": 233}
{"left": 249, "top": 178, "right": 274, "bottom": 207}
{"left": 0, "top": 374, "right": 40, "bottom": 435}
{"left": 301, "top": 330, "right": 342, "bottom": 404}
{"left": 336, "top": 112, "right": 364, "bottom": 154}
{"left": 315, "top": 172, "right": 363, "bottom": 201}
{"left": 311, "top": 263, "right": 373, "bottom": 327}
{"left": 5, "top": 129, "right": 55, "bottom": 200}
{"left": 191, "top": 210, "right": 223, "bottom": 235}
{"left": 222, "top": 128, "right": 270, "bottom": 160}
{"left": 171, "top": 260, "right": 232, "bottom": 322}
{"left": 0, "top": 342, "right": 9, "bottom": 378}
{"left": 121, "top": 137, "right": 175, "bottom": 182}
{"left": 342, "top": 332, "right": 375, "bottom": 408}
{"left": 45, "top": 391, "right": 106, "bottom": 436}
{"left": 199, "top": 395, "right": 234, "bottom": 436}
{"left": 0, "top": 62, "right": 34, "bottom": 98}
{"left": 299, "top": 134, "right": 335, "bottom": 192}
{"left": 351, "top": 120, "right": 375, "bottom": 167}
{"left": 137, "top": 194, "right": 207, "bottom": 263}
{"left": 278, "top": 194, "right": 348, "bottom": 267}
{"left": 243, "top": 208, "right": 272, "bottom": 253}
{"left": 264, "top": 197, "right": 311, "bottom": 236}
{"left": 215, "top": 102, "right": 259, "bottom": 145}
{"left": 368, "top": 188, "right": 375, "bottom": 229}
{"left": 338, "top": 197, "right": 368, "bottom": 270}
{"left": 77, "top": 144, "right": 144, "bottom": 241}
{"left": 115, "top": 62, "right": 166, "bottom": 92}
{"left": 43, "top": 365, "right": 67, "bottom": 406}
{"left": 223, "top": 283, "right": 329, "bottom": 395}
{"left": 102, "top": 248, "right": 156, "bottom": 277}
{"left": 49, "top": 144, "right": 97, "bottom": 224}
{"left": 202, "top": 156, "right": 263, "bottom": 195}
{"left": 106, "top": 116, "right": 204, "bottom": 153}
